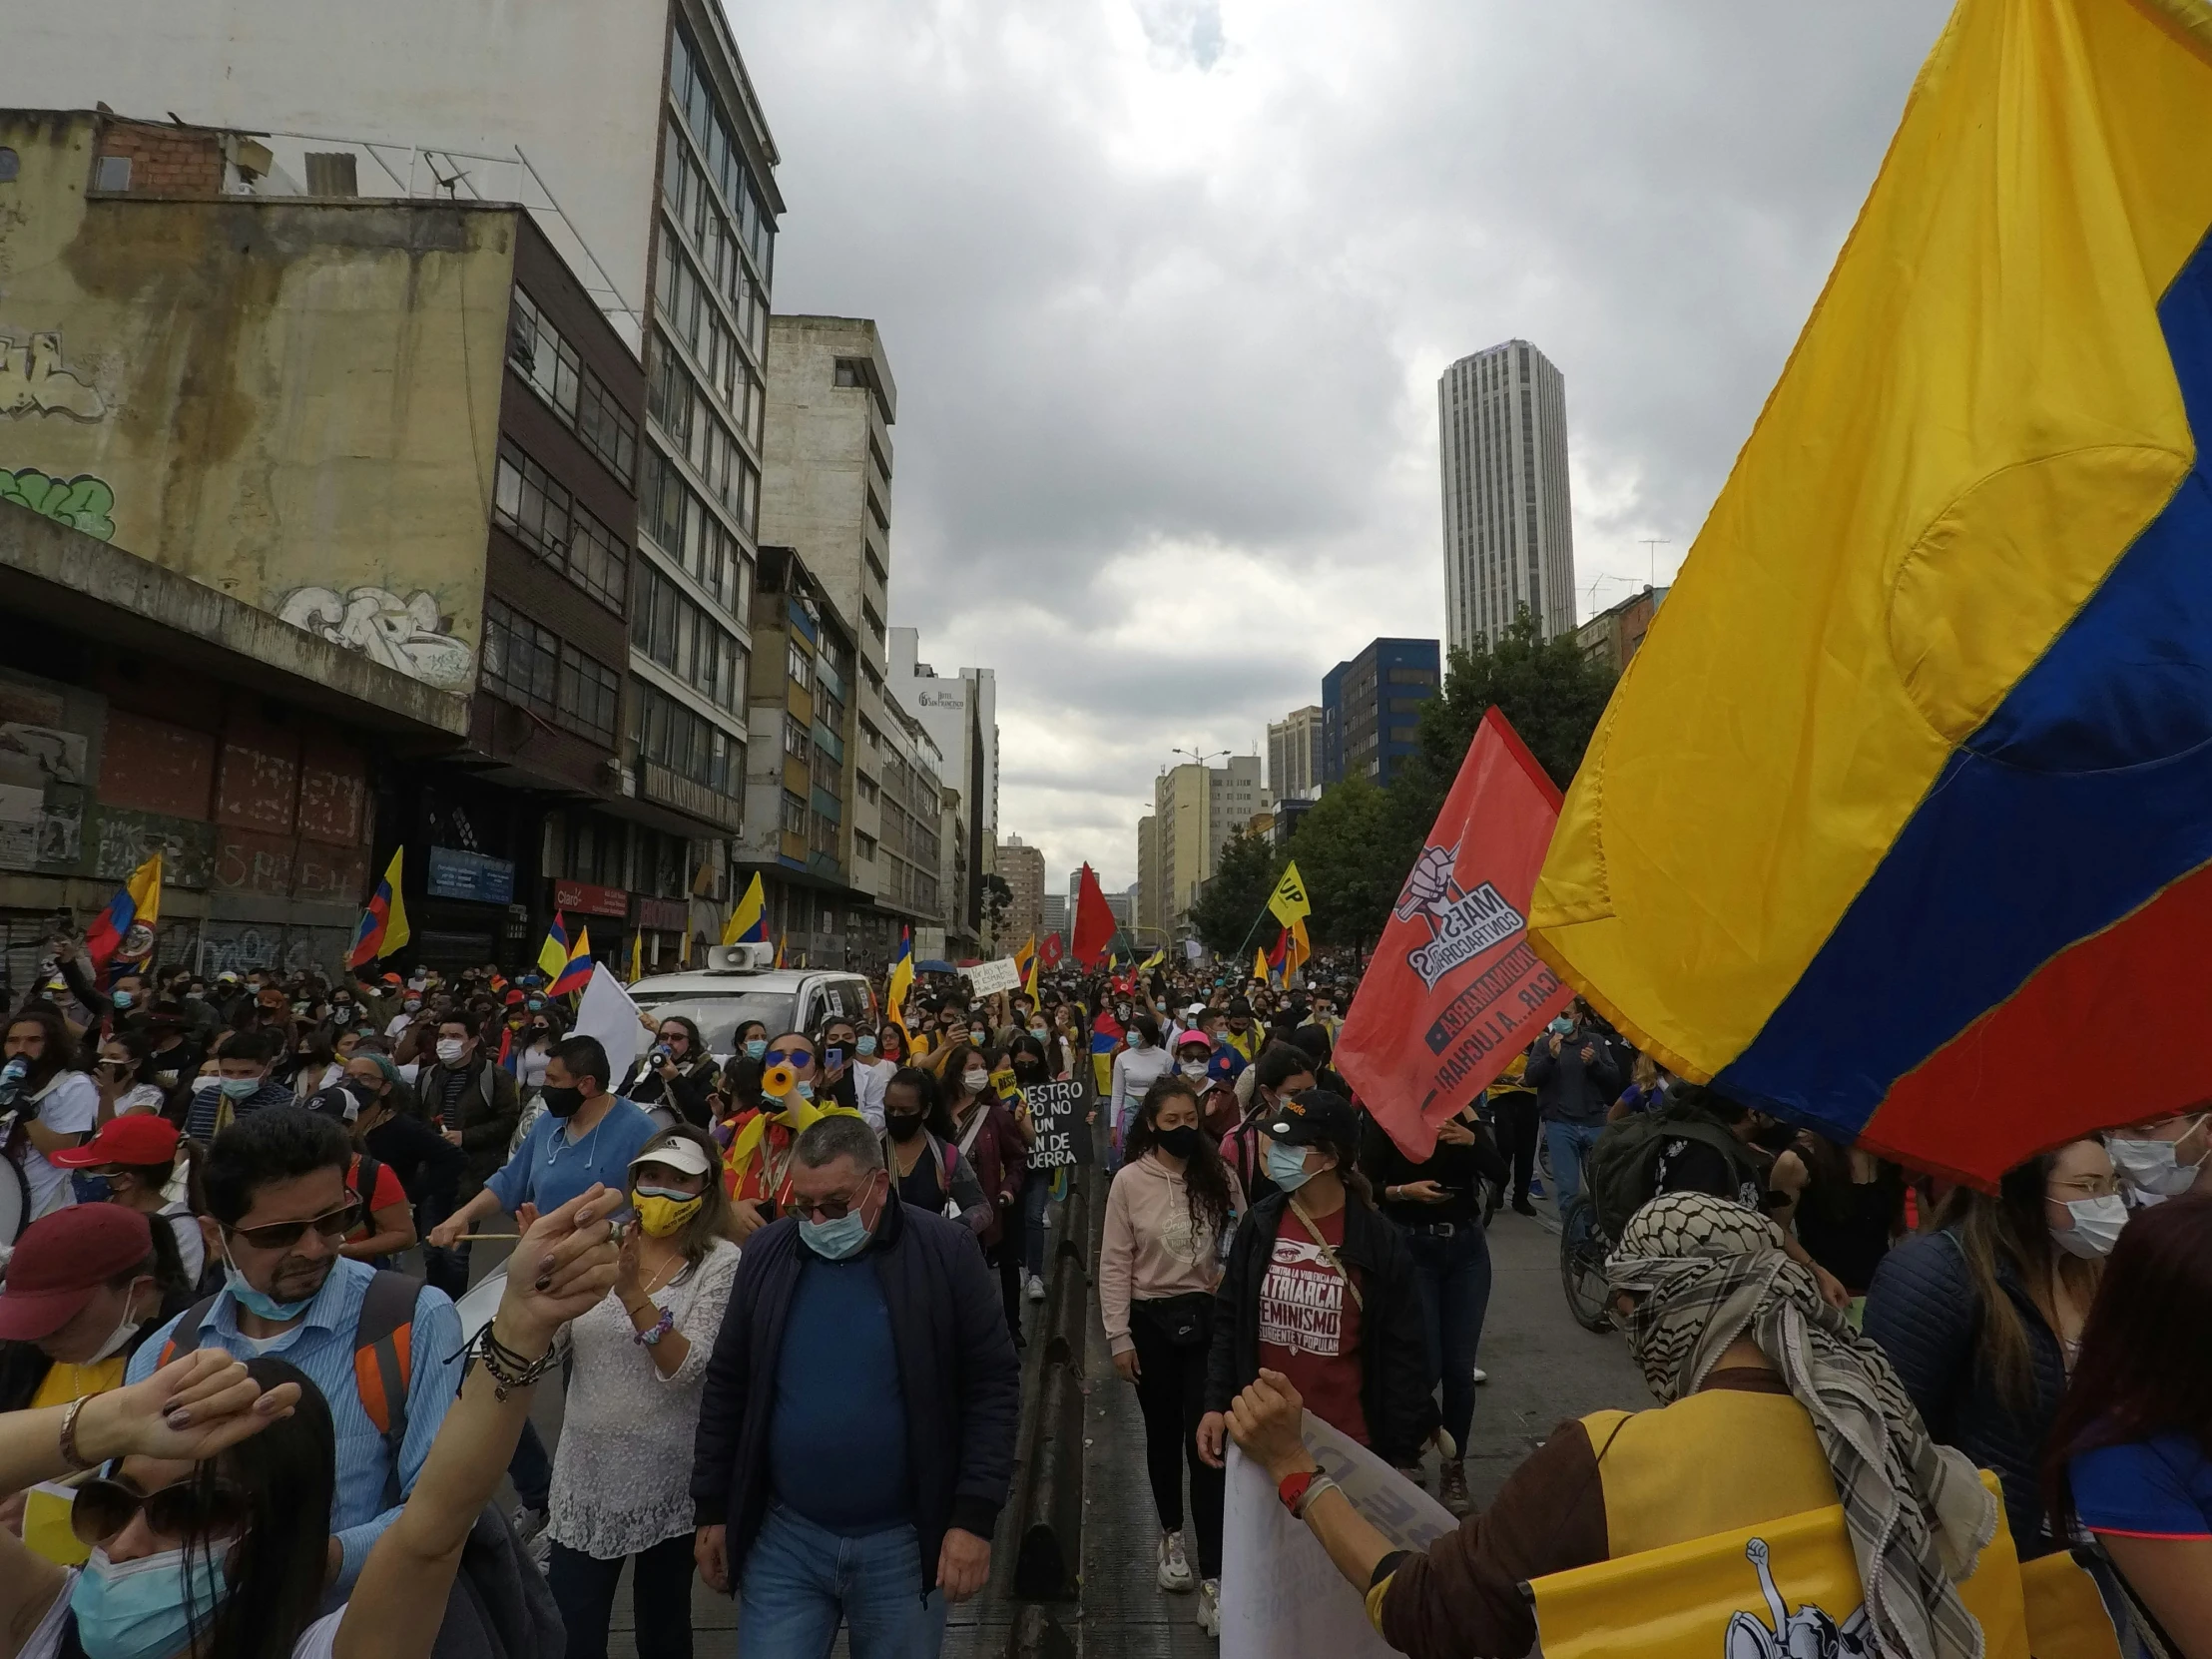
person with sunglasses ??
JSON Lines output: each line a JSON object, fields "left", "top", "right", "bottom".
{"left": 124, "top": 1108, "right": 465, "bottom": 1594}
{"left": 1, "top": 1187, "right": 619, "bottom": 1659}
{"left": 719, "top": 1032, "right": 860, "bottom": 1242}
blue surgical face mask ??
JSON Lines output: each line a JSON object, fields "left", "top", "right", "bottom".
{"left": 799, "top": 1193, "right": 875, "bottom": 1261}
{"left": 745, "top": 1039, "right": 768, "bottom": 1061}
{"left": 856, "top": 1035, "right": 878, "bottom": 1056}
{"left": 1265, "top": 1139, "right": 1317, "bottom": 1194}
{"left": 1548, "top": 1016, "right": 1576, "bottom": 1037}
{"left": 219, "top": 1238, "right": 315, "bottom": 1322}
{"left": 111, "top": 989, "right": 135, "bottom": 1011}
{"left": 219, "top": 1076, "right": 261, "bottom": 1099}
{"left": 70, "top": 1544, "right": 228, "bottom": 1659}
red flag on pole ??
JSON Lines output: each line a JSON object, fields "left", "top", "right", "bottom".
{"left": 1336, "top": 707, "right": 1573, "bottom": 1160}
{"left": 1071, "top": 864, "right": 1117, "bottom": 967}
{"left": 1038, "top": 931, "right": 1066, "bottom": 968}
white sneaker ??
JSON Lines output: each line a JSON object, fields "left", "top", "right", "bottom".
{"left": 1197, "top": 1577, "right": 1221, "bottom": 1635}
{"left": 1026, "top": 1272, "right": 1047, "bottom": 1302}
{"left": 1158, "top": 1528, "right": 1196, "bottom": 1592}
{"left": 1471, "top": 1367, "right": 1488, "bottom": 1384}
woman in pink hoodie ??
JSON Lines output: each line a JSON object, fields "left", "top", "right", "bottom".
{"left": 1100, "top": 1073, "right": 1248, "bottom": 1636}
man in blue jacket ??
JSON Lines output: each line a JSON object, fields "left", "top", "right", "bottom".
{"left": 692, "top": 1113, "right": 1020, "bottom": 1655}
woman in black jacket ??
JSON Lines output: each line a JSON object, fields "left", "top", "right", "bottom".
{"left": 626, "top": 1013, "right": 721, "bottom": 1127}
{"left": 1195, "top": 1089, "right": 1437, "bottom": 1474}
{"left": 1864, "top": 1136, "right": 2119, "bottom": 1555}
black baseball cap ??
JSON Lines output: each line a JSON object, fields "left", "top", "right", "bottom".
{"left": 1263, "top": 1088, "right": 1359, "bottom": 1147}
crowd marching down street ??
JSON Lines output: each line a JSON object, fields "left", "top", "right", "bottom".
{"left": 6, "top": 1, "right": 2212, "bottom": 1657}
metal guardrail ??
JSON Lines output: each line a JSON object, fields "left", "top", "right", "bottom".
{"left": 1008, "top": 1163, "right": 1095, "bottom": 1630}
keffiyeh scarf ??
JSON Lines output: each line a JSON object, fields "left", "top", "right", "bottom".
{"left": 1606, "top": 1191, "right": 1996, "bottom": 1659}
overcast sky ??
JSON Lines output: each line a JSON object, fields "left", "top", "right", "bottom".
{"left": 735, "top": 0, "right": 1952, "bottom": 894}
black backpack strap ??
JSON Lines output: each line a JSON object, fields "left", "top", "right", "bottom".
{"left": 155, "top": 1293, "right": 224, "bottom": 1366}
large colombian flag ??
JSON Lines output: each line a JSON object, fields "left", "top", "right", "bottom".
{"left": 1529, "top": 0, "right": 2212, "bottom": 1186}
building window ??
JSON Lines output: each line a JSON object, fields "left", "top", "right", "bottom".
{"left": 492, "top": 444, "right": 629, "bottom": 615}
{"left": 631, "top": 680, "right": 738, "bottom": 794}
{"left": 633, "top": 560, "right": 744, "bottom": 713}
{"left": 481, "top": 599, "right": 619, "bottom": 745}
{"left": 784, "top": 716, "right": 811, "bottom": 760}
{"left": 508, "top": 288, "right": 638, "bottom": 484}
{"left": 1385, "top": 668, "right": 1436, "bottom": 686}
{"left": 638, "top": 446, "right": 738, "bottom": 609}
{"left": 787, "top": 643, "right": 811, "bottom": 690}
{"left": 781, "top": 790, "right": 808, "bottom": 836}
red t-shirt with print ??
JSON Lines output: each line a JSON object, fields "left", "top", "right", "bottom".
{"left": 1256, "top": 1202, "right": 1369, "bottom": 1446}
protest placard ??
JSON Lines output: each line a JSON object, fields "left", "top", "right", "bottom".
{"left": 1221, "top": 1412, "right": 1455, "bottom": 1659}
{"left": 1018, "top": 1078, "right": 1090, "bottom": 1169}
{"left": 963, "top": 957, "right": 1022, "bottom": 996}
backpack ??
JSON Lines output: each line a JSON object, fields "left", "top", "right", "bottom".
{"left": 161, "top": 1268, "right": 420, "bottom": 1507}
{"left": 1585, "top": 1101, "right": 1765, "bottom": 1242}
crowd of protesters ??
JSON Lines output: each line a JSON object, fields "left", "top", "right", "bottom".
{"left": 3, "top": 929, "right": 2208, "bottom": 1658}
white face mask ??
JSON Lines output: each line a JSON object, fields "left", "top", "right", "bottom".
{"left": 961, "top": 1070, "right": 991, "bottom": 1096}
{"left": 435, "top": 1038, "right": 467, "bottom": 1066}
{"left": 1180, "top": 1060, "right": 1209, "bottom": 1081}
{"left": 83, "top": 1287, "right": 144, "bottom": 1365}
{"left": 2106, "top": 1134, "right": 2207, "bottom": 1197}
{"left": 2050, "top": 1193, "right": 2128, "bottom": 1259}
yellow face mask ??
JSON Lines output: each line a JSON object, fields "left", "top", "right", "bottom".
{"left": 633, "top": 1188, "right": 704, "bottom": 1238}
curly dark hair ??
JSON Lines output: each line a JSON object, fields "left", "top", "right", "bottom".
{"left": 1125, "top": 1074, "right": 1235, "bottom": 1244}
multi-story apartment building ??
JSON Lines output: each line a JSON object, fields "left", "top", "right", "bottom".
{"left": 1323, "top": 639, "right": 1440, "bottom": 789}
{"left": 887, "top": 628, "right": 997, "bottom": 954}
{"left": 760, "top": 315, "right": 917, "bottom": 960}
{"left": 1268, "top": 705, "right": 1325, "bottom": 804}
{"left": 1152, "top": 755, "right": 1264, "bottom": 934}
{"left": 1438, "top": 338, "right": 1577, "bottom": 651}
{"left": 995, "top": 835, "right": 1046, "bottom": 947}
{"left": 0, "top": 108, "right": 666, "bottom": 974}
{"left": 22, "top": 0, "right": 787, "bottom": 959}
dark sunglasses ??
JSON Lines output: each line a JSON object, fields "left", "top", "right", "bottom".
{"left": 763, "top": 1047, "right": 814, "bottom": 1069}
{"left": 791, "top": 1175, "right": 880, "bottom": 1223}
{"left": 224, "top": 1192, "right": 362, "bottom": 1251}
{"left": 73, "top": 1472, "right": 250, "bottom": 1546}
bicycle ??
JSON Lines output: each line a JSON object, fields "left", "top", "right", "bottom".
{"left": 1556, "top": 1192, "right": 1613, "bottom": 1333}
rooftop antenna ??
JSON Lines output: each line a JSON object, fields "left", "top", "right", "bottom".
{"left": 1640, "top": 537, "right": 1672, "bottom": 588}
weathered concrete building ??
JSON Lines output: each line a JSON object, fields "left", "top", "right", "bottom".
{"left": 0, "top": 109, "right": 687, "bottom": 975}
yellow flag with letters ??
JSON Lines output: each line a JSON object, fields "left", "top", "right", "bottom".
{"left": 1526, "top": 1475, "right": 2051, "bottom": 1659}
{"left": 1267, "top": 860, "right": 1311, "bottom": 927}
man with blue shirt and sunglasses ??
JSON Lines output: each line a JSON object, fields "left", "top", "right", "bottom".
{"left": 693, "top": 1113, "right": 1019, "bottom": 1657}
{"left": 124, "top": 1107, "right": 464, "bottom": 1592}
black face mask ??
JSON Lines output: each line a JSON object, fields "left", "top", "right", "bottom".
{"left": 541, "top": 1084, "right": 585, "bottom": 1119}
{"left": 885, "top": 1111, "right": 926, "bottom": 1143}
{"left": 1154, "top": 1125, "right": 1200, "bottom": 1161}
{"left": 1012, "top": 1061, "right": 1048, "bottom": 1086}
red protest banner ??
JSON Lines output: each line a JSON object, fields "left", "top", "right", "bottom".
{"left": 1336, "top": 707, "right": 1573, "bottom": 1159}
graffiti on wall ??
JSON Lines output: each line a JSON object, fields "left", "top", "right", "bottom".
{"left": 0, "top": 331, "right": 107, "bottom": 420}
{"left": 278, "top": 586, "right": 474, "bottom": 692}
{"left": 1, "top": 467, "right": 116, "bottom": 539}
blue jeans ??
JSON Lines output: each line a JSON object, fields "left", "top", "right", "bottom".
{"left": 738, "top": 1504, "right": 947, "bottom": 1659}
{"left": 1403, "top": 1222, "right": 1492, "bottom": 1454}
{"left": 1543, "top": 1120, "right": 1604, "bottom": 1214}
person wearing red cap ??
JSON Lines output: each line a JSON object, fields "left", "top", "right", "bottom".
{"left": 49, "top": 1115, "right": 207, "bottom": 1290}
{"left": 0, "top": 1205, "right": 175, "bottom": 1413}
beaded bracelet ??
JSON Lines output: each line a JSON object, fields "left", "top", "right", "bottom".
{"left": 633, "top": 1306, "right": 675, "bottom": 1348}
{"left": 471, "top": 1326, "right": 560, "bottom": 1401}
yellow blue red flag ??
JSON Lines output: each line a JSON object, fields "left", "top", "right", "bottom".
{"left": 344, "top": 850, "right": 404, "bottom": 970}
{"left": 537, "top": 912, "right": 572, "bottom": 981}
{"left": 548, "top": 926, "right": 592, "bottom": 996}
{"left": 722, "top": 872, "right": 768, "bottom": 946}
{"left": 1529, "top": 0, "right": 2212, "bottom": 1184}
{"left": 89, "top": 852, "right": 164, "bottom": 977}
{"left": 887, "top": 927, "right": 914, "bottom": 1030}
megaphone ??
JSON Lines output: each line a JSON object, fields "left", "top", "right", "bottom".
{"left": 763, "top": 1061, "right": 798, "bottom": 1097}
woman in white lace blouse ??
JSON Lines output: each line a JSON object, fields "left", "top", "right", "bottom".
{"left": 546, "top": 1125, "right": 741, "bottom": 1659}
